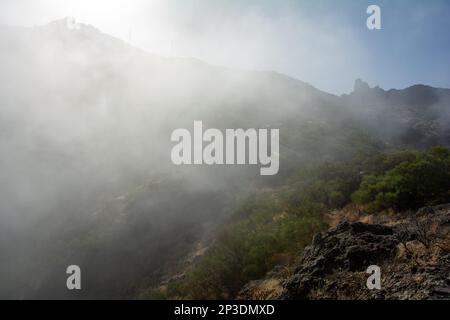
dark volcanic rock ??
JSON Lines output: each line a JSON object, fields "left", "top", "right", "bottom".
{"left": 283, "top": 221, "right": 398, "bottom": 299}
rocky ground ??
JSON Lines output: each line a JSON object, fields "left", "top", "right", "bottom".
{"left": 238, "top": 204, "right": 450, "bottom": 300}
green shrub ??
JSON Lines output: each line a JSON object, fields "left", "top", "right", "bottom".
{"left": 151, "top": 147, "right": 450, "bottom": 299}
{"left": 352, "top": 146, "right": 450, "bottom": 211}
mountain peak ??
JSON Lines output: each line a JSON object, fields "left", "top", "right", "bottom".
{"left": 63, "top": 17, "right": 80, "bottom": 30}
{"left": 42, "top": 17, "right": 101, "bottom": 35}
{"left": 45, "top": 17, "right": 80, "bottom": 31}
{"left": 353, "top": 78, "right": 371, "bottom": 92}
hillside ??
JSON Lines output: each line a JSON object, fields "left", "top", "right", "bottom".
{"left": 0, "top": 19, "right": 449, "bottom": 299}
{"left": 239, "top": 206, "right": 450, "bottom": 300}
{"left": 145, "top": 147, "right": 450, "bottom": 299}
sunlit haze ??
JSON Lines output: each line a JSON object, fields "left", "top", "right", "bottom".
{"left": 1, "top": 0, "right": 449, "bottom": 94}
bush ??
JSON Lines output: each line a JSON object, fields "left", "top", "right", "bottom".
{"left": 352, "top": 147, "right": 450, "bottom": 211}
{"left": 149, "top": 147, "right": 450, "bottom": 299}
{"left": 159, "top": 161, "right": 367, "bottom": 299}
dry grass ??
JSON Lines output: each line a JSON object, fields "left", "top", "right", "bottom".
{"left": 248, "top": 279, "right": 285, "bottom": 300}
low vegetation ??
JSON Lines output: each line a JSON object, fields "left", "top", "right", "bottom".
{"left": 352, "top": 146, "right": 450, "bottom": 211}
{"left": 145, "top": 146, "right": 450, "bottom": 299}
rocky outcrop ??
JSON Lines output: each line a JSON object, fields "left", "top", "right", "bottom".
{"left": 353, "top": 79, "right": 372, "bottom": 93}
{"left": 238, "top": 204, "right": 450, "bottom": 300}
{"left": 283, "top": 221, "right": 398, "bottom": 299}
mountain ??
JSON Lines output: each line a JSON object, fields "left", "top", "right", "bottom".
{"left": 0, "top": 19, "right": 449, "bottom": 299}
{"left": 341, "top": 79, "right": 450, "bottom": 148}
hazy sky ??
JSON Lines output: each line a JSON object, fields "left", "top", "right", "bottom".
{"left": 0, "top": 0, "right": 449, "bottom": 94}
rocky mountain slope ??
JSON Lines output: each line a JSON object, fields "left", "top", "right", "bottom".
{"left": 238, "top": 204, "right": 450, "bottom": 300}
{"left": 0, "top": 19, "right": 449, "bottom": 299}
{"left": 340, "top": 80, "right": 450, "bottom": 148}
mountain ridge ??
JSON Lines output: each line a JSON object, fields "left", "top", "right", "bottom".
{"left": 4, "top": 19, "right": 449, "bottom": 97}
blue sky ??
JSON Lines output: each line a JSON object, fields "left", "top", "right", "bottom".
{"left": 207, "top": 0, "right": 450, "bottom": 93}
{"left": 334, "top": 0, "right": 450, "bottom": 93}
{"left": 1, "top": 0, "right": 449, "bottom": 94}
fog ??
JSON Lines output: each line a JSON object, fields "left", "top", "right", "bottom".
{"left": 0, "top": 18, "right": 343, "bottom": 298}
{"left": 0, "top": 0, "right": 371, "bottom": 94}
{"left": 0, "top": 3, "right": 449, "bottom": 299}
